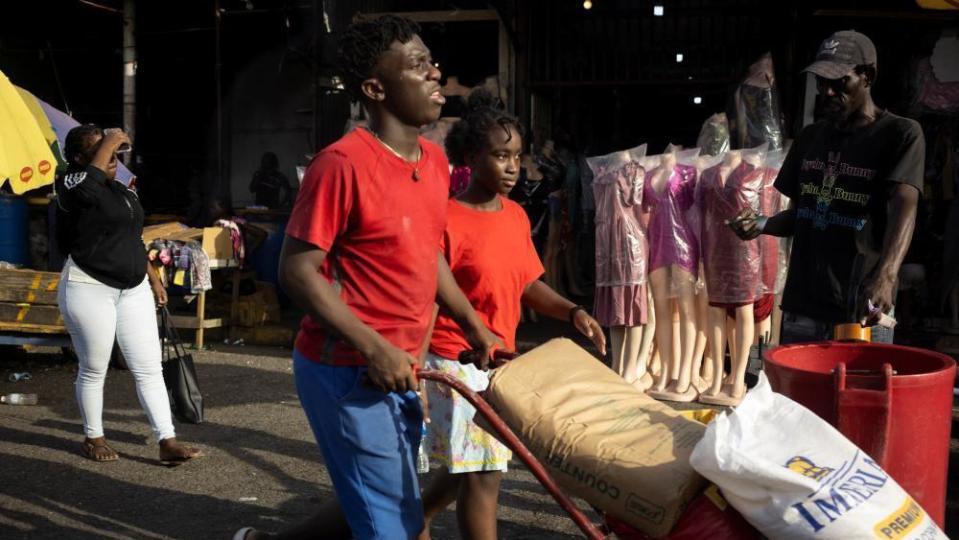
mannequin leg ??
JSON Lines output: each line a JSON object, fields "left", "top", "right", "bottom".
{"left": 648, "top": 269, "right": 674, "bottom": 394}
{"left": 670, "top": 304, "right": 681, "bottom": 381}
{"left": 649, "top": 346, "right": 662, "bottom": 380}
{"left": 726, "top": 315, "right": 737, "bottom": 363}
{"left": 621, "top": 325, "right": 644, "bottom": 384}
{"left": 691, "top": 286, "right": 710, "bottom": 392}
{"left": 649, "top": 268, "right": 695, "bottom": 402}
{"left": 632, "top": 287, "right": 656, "bottom": 391}
{"left": 609, "top": 326, "right": 627, "bottom": 377}
{"left": 725, "top": 305, "right": 754, "bottom": 403}
{"left": 769, "top": 294, "right": 783, "bottom": 345}
{"left": 667, "top": 273, "right": 698, "bottom": 400}
{"left": 699, "top": 306, "right": 732, "bottom": 405}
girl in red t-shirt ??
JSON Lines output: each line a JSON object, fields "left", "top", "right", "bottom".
{"left": 420, "top": 91, "right": 606, "bottom": 540}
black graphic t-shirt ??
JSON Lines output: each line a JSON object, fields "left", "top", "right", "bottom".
{"left": 774, "top": 111, "right": 924, "bottom": 323}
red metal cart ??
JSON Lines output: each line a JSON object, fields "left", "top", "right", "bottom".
{"left": 417, "top": 350, "right": 609, "bottom": 540}
{"left": 417, "top": 350, "right": 760, "bottom": 540}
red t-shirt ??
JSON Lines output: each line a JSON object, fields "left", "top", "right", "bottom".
{"left": 286, "top": 128, "right": 450, "bottom": 365}
{"left": 429, "top": 197, "right": 545, "bottom": 359}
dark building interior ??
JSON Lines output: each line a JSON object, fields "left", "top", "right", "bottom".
{"left": 2, "top": 0, "right": 956, "bottom": 212}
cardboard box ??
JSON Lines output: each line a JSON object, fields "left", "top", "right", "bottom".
{"left": 142, "top": 222, "right": 234, "bottom": 260}
{"left": 484, "top": 338, "right": 707, "bottom": 538}
{"left": 142, "top": 222, "right": 189, "bottom": 243}
{"left": 200, "top": 227, "right": 234, "bottom": 260}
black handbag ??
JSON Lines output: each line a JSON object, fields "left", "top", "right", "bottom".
{"left": 160, "top": 307, "right": 204, "bottom": 424}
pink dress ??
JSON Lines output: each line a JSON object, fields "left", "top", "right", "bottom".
{"left": 643, "top": 163, "right": 700, "bottom": 277}
{"left": 758, "top": 166, "right": 782, "bottom": 294}
{"left": 592, "top": 160, "right": 648, "bottom": 327}
{"left": 698, "top": 161, "right": 764, "bottom": 304}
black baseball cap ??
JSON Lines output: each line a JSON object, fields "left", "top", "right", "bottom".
{"left": 803, "top": 30, "right": 877, "bottom": 80}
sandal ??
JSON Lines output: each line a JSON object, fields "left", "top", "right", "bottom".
{"left": 159, "top": 444, "right": 203, "bottom": 467}
{"left": 81, "top": 438, "right": 119, "bottom": 462}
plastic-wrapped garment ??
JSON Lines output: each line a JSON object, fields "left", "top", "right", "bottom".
{"left": 591, "top": 151, "right": 647, "bottom": 289}
{"left": 698, "top": 149, "right": 766, "bottom": 304}
{"left": 696, "top": 113, "right": 731, "bottom": 156}
{"left": 758, "top": 147, "right": 787, "bottom": 295}
{"left": 589, "top": 145, "right": 648, "bottom": 326}
{"left": 644, "top": 160, "right": 700, "bottom": 281}
{"left": 915, "top": 57, "right": 959, "bottom": 113}
{"left": 450, "top": 166, "right": 471, "bottom": 196}
{"left": 757, "top": 169, "right": 780, "bottom": 295}
{"left": 730, "top": 53, "right": 784, "bottom": 151}
{"left": 688, "top": 154, "right": 724, "bottom": 291}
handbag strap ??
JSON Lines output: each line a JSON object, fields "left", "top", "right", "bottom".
{"left": 160, "top": 306, "right": 189, "bottom": 358}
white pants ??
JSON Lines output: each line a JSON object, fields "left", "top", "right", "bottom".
{"left": 58, "top": 258, "right": 175, "bottom": 441}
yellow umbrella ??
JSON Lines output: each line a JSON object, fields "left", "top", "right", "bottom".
{"left": 0, "top": 70, "right": 56, "bottom": 194}
{"left": 16, "top": 86, "right": 67, "bottom": 174}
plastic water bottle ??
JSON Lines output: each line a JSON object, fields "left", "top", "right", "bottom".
{"left": 1, "top": 393, "right": 38, "bottom": 405}
{"left": 416, "top": 423, "right": 430, "bottom": 474}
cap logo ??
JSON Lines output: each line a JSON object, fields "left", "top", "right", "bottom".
{"left": 820, "top": 39, "right": 840, "bottom": 56}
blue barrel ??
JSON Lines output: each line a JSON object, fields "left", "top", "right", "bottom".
{"left": 250, "top": 220, "right": 289, "bottom": 304}
{"left": 0, "top": 195, "right": 29, "bottom": 266}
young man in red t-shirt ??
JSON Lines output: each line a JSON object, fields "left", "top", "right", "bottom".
{"left": 239, "top": 15, "right": 499, "bottom": 540}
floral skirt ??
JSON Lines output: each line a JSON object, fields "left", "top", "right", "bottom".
{"left": 424, "top": 353, "right": 511, "bottom": 473}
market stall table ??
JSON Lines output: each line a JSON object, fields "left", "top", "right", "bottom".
{"left": 163, "top": 257, "right": 244, "bottom": 349}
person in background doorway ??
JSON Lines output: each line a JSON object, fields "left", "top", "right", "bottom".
{"left": 248, "top": 151, "right": 293, "bottom": 209}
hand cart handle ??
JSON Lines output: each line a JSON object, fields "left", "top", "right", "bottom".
{"left": 417, "top": 367, "right": 607, "bottom": 540}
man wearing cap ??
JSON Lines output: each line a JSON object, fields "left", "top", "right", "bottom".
{"left": 731, "top": 30, "right": 924, "bottom": 343}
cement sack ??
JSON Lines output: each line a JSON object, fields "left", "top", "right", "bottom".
{"left": 484, "top": 338, "right": 706, "bottom": 537}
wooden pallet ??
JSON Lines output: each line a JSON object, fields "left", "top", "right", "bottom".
{"left": 0, "top": 269, "right": 66, "bottom": 334}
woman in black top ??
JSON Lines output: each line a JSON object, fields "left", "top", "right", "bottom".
{"left": 56, "top": 125, "right": 200, "bottom": 464}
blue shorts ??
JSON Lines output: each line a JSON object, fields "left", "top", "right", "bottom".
{"left": 293, "top": 350, "right": 424, "bottom": 540}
